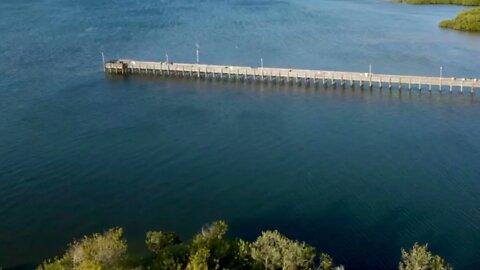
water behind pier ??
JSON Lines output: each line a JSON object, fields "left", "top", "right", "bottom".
{"left": 1, "top": 0, "right": 480, "bottom": 269}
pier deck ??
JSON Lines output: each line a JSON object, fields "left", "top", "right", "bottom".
{"left": 105, "top": 60, "right": 478, "bottom": 94}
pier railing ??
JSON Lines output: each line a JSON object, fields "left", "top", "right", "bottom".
{"left": 105, "top": 60, "right": 478, "bottom": 94}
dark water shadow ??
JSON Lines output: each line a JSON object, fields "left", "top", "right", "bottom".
{"left": 228, "top": 201, "right": 471, "bottom": 270}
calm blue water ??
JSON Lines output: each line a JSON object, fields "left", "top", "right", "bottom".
{"left": 1, "top": 0, "right": 480, "bottom": 269}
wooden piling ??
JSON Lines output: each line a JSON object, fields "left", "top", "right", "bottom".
{"left": 105, "top": 60, "right": 478, "bottom": 95}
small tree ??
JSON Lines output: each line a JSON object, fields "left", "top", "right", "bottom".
{"left": 192, "top": 220, "right": 229, "bottom": 249}
{"left": 146, "top": 231, "right": 181, "bottom": 254}
{"left": 185, "top": 247, "right": 210, "bottom": 270}
{"left": 228, "top": 239, "right": 255, "bottom": 269}
{"left": 251, "top": 230, "right": 316, "bottom": 270}
{"left": 38, "top": 228, "right": 128, "bottom": 270}
{"left": 148, "top": 243, "right": 190, "bottom": 270}
{"left": 190, "top": 221, "right": 230, "bottom": 268}
{"left": 318, "top": 253, "right": 344, "bottom": 270}
{"left": 399, "top": 243, "right": 452, "bottom": 270}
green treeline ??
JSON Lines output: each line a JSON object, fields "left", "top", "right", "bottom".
{"left": 37, "top": 221, "right": 453, "bottom": 270}
{"left": 440, "top": 7, "right": 480, "bottom": 31}
{"left": 393, "top": 0, "right": 480, "bottom": 32}
{"left": 394, "top": 0, "right": 480, "bottom": 5}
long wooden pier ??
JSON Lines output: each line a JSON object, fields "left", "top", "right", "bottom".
{"left": 105, "top": 59, "right": 479, "bottom": 94}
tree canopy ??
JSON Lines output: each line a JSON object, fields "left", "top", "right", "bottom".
{"left": 394, "top": 0, "right": 480, "bottom": 32}
{"left": 38, "top": 228, "right": 127, "bottom": 270}
{"left": 399, "top": 243, "right": 453, "bottom": 270}
{"left": 440, "top": 7, "right": 480, "bottom": 32}
{"left": 37, "top": 222, "right": 452, "bottom": 270}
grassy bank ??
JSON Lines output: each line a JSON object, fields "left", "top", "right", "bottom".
{"left": 393, "top": 0, "right": 480, "bottom": 32}
{"left": 35, "top": 221, "right": 453, "bottom": 270}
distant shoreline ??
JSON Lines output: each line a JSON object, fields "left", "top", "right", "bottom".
{"left": 391, "top": 0, "right": 480, "bottom": 32}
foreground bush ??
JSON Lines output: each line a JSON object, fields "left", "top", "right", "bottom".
{"left": 399, "top": 243, "right": 452, "bottom": 270}
{"left": 38, "top": 228, "right": 128, "bottom": 270}
{"left": 251, "top": 230, "right": 316, "bottom": 269}
{"left": 38, "top": 221, "right": 452, "bottom": 270}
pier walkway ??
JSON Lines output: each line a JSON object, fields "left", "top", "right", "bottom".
{"left": 105, "top": 59, "right": 478, "bottom": 94}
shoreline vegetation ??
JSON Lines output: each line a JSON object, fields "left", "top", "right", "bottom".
{"left": 392, "top": 0, "right": 480, "bottom": 32}
{"left": 35, "top": 221, "right": 453, "bottom": 270}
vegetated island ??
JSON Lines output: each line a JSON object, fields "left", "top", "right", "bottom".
{"left": 34, "top": 221, "right": 454, "bottom": 270}
{"left": 393, "top": 0, "right": 480, "bottom": 32}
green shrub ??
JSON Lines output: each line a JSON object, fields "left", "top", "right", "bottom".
{"left": 146, "top": 231, "right": 181, "bottom": 254}
{"left": 38, "top": 228, "right": 128, "bottom": 270}
{"left": 36, "top": 222, "right": 455, "bottom": 270}
{"left": 399, "top": 243, "right": 452, "bottom": 270}
{"left": 251, "top": 230, "right": 317, "bottom": 269}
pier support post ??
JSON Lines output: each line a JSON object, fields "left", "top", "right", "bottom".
{"left": 104, "top": 61, "right": 479, "bottom": 98}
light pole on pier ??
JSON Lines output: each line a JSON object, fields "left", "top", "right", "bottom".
{"left": 440, "top": 66, "right": 443, "bottom": 90}
{"left": 261, "top": 58, "right": 263, "bottom": 69}
{"left": 101, "top": 52, "right": 105, "bottom": 71}
{"left": 166, "top": 53, "right": 169, "bottom": 63}
{"left": 196, "top": 42, "right": 200, "bottom": 65}
{"left": 369, "top": 64, "right": 372, "bottom": 76}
